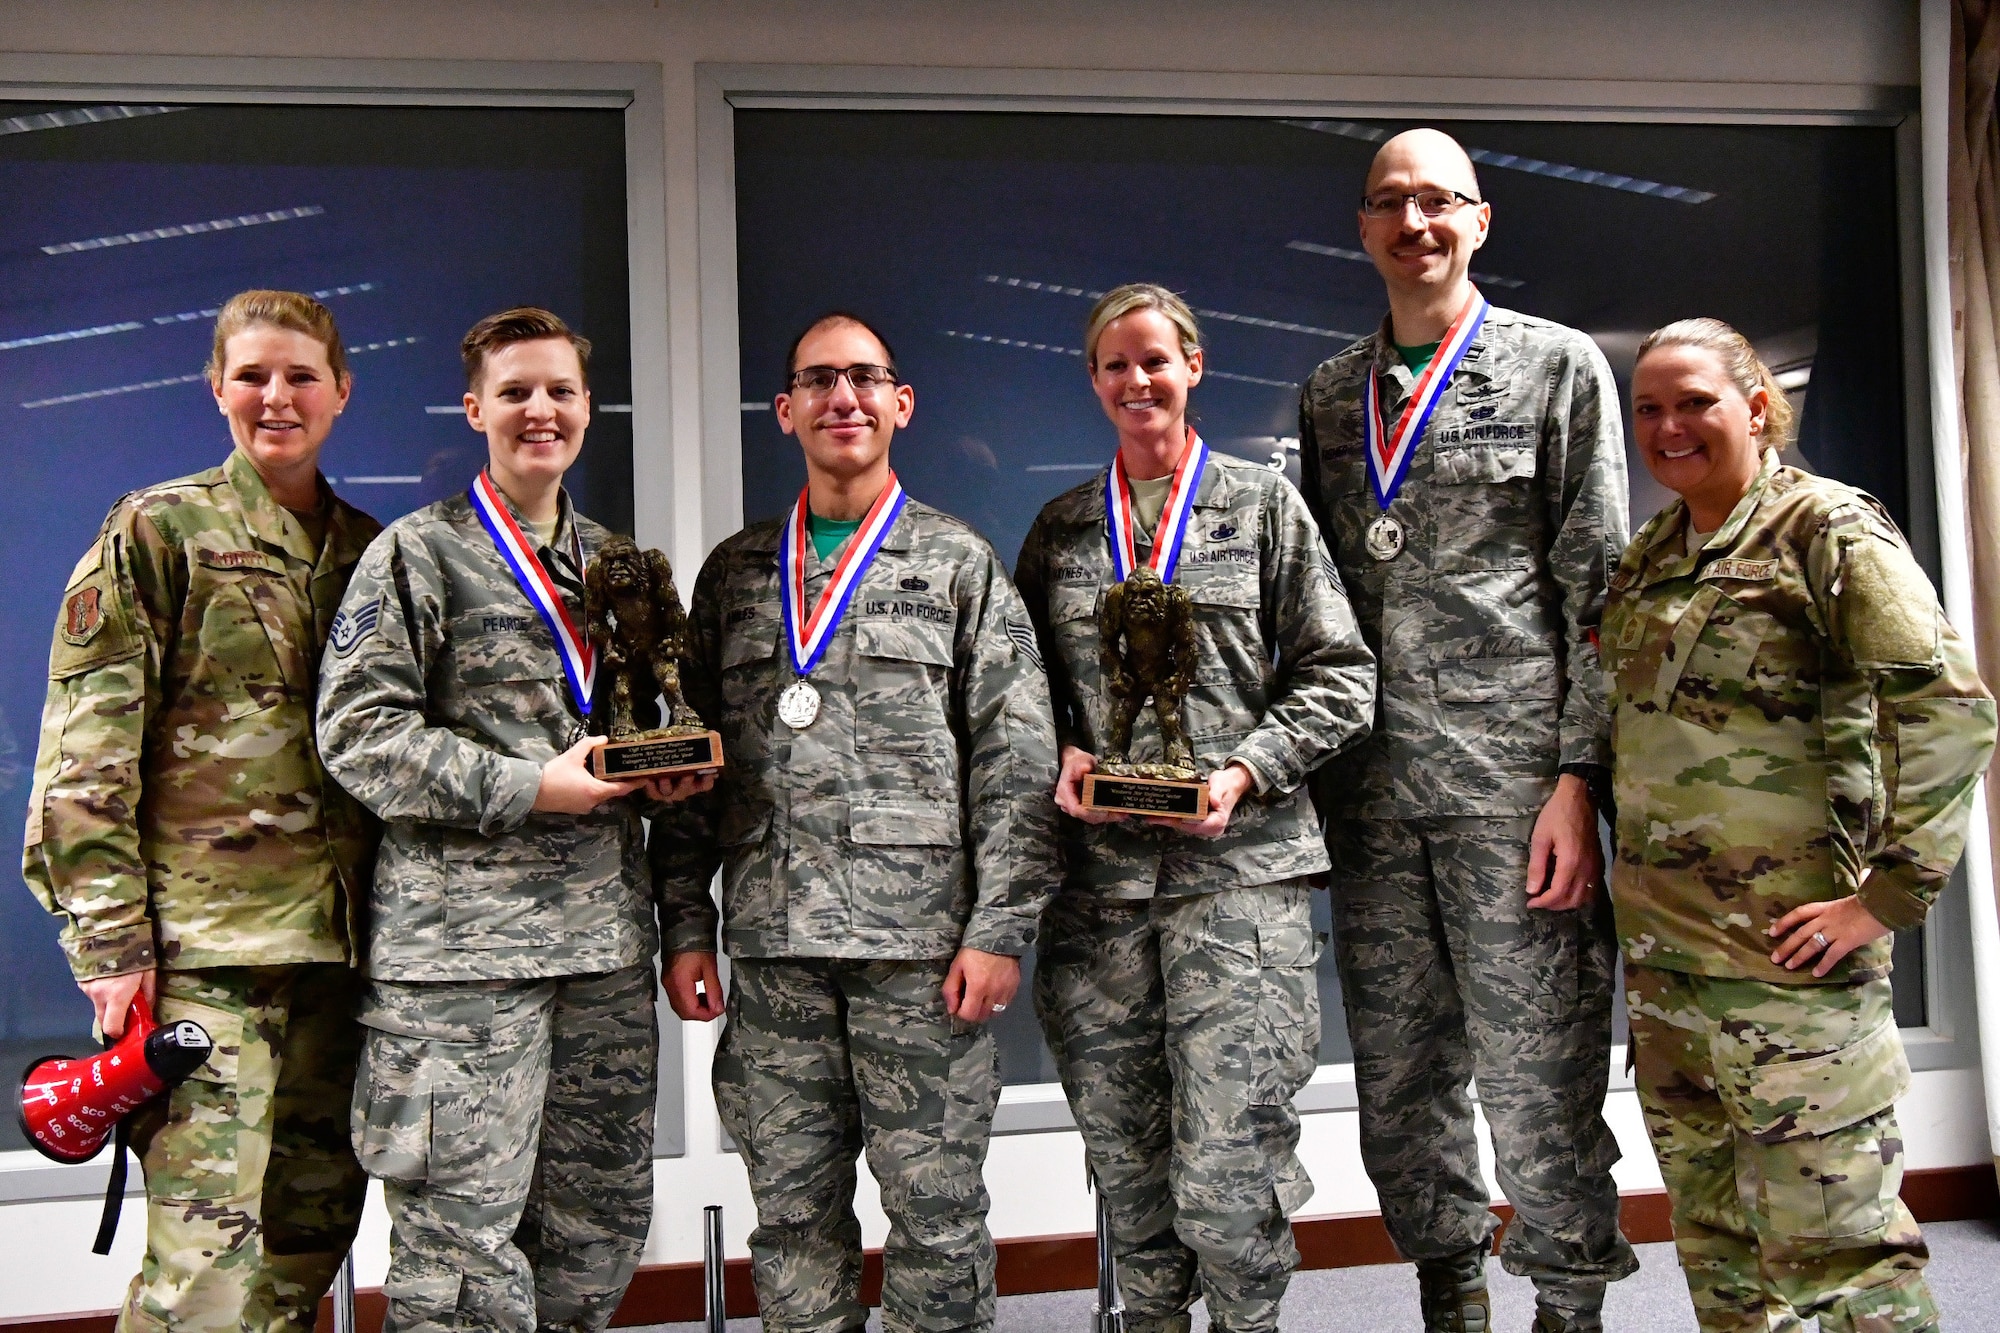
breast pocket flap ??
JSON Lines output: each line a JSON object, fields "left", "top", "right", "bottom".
{"left": 1433, "top": 444, "right": 1536, "bottom": 487}
{"left": 1435, "top": 655, "right": 1560, "bottom": 704}
{"left": 854, "top": 618, "right": 954, "bottom": 668}
{"left": 851, "top": 803, "right": 960, "bottom": 846}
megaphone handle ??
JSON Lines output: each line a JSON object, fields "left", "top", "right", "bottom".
{"left": 126, "top": 991, "right": 154, "bottom": 1036}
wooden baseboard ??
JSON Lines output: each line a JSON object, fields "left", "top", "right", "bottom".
{"left": 3, "top": 1166, "right": 1991, "bottom": 1332}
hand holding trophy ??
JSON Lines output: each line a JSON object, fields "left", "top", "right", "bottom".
{"left": 584, "top": 536, "right": 723, "bottom": 779}
{"left": 1080, "top": 564, "right": 1210, "bottom": 819}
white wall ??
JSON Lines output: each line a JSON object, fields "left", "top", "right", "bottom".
{"left": 0, "top": 0, "right": 1947, "bottom": 1317}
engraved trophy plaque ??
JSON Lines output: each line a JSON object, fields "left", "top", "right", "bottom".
{"left": 583, "top": 536, "right": 723, "bottom": 780}
{"left": 1080, "top": 565, "right": 1210, "bottom": 820}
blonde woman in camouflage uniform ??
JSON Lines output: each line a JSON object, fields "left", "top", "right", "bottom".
{"left": 23, "top": 290, "right": 381, "bottom": 1331}
{"left": 1607, "top": 319, "right": 1995, "bottom": 1333}
{"left": 316, "top": 309, "right": 710, "bottom": 1333}
{"left": 1015, "top": 284, "right": 1376, "bottom": 1333}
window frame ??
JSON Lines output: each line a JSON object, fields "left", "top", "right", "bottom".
{"left": 694, "top": 61, "right": 1967, "bottom": 1134}
{"left": 0, "top": 51, "right": 680, "bottom": 1204}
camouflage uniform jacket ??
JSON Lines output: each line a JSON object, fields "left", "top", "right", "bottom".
{"left": 1015, "top": 452, "right": 1375, "bottom": 897}
{"left": 1603, "top": 451, "right": 1995, "bottom": 985}
{"left": 651, "top": 498, "right": 1060, "bottom": 961}
{"left": 315, "top": 485, "right": 656, "bottom": 982}
{"left": 23, "top": 448, "right": 382, "bottom": 981}
{"left": 1299, "top": 304, "right": 1629, "bottom": 818}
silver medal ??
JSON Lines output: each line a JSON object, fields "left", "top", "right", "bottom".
{"left": 777, "top": 679, "right": 821, "bottom": 730}
{"left": 1365, "top": 514, "right": 1405, "bottom": 562}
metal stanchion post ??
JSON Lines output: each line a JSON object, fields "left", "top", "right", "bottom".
{"left": 1092, "top": 1171, "right": 1125, "bottom": 1333}
{"left": 331, "top": 1252, "right": 357, "bottom": 1333}
{"left": 704, "top": 1204, "right": 727, "bottom": 1333}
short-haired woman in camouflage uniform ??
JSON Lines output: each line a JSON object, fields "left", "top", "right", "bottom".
{"left": 1605, "top": 318, "right": 1996, "bottom": 1332}
{"left": 1015, "top": 284, "right": 1376, "bottom": 1333}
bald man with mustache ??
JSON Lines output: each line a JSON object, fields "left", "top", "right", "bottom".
{"left": 1298, "top": 129, "right": 1637, "bottom": 1333}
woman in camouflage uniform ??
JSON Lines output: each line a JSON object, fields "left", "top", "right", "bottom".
{"left": 23, "top": 290, "right": 381, "bottom": 1331}
{"left": 1016, "top": 285, "right": 1375, "bottom": 1333}
{"left": 1605, "top": 318, "right": 1996, "bottom": 1332}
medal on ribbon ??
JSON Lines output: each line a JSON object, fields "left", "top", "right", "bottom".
{"left": 1105, "top": 428, "right": 1209, "bottom": 584}
{"left": 1363, "top": 289, "right": 1488, "bottom": 561}
{"left": 778, "top": 473, "right": 909, "bottom": 729}
{"left": 469, "top": 470, "right": 596, "bottom": 717}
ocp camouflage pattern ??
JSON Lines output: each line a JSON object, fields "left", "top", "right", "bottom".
{"left": 1603, "top": 454, "right": 1996, "bottom": 984}
{"left": 650, "top": 497, "right": 1060, "bottom": 961}
{"left": 1014, "top": 452, "right": 1375, "bottom": 897}
{"left": 1626, "top": 964, "right": 1935, "bottom": 1332}
{"left": 1299, "top": 305, "right": 1630, "bottom": 817}
{"left": 316, "top": 486, "right": 659, "bottom": 982}
{"left": 23, "top": 448, "right": 381, "bottom": 980}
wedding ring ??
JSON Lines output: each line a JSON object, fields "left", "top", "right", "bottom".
{"left": 991, "top": 1003, "right": 1008, "bottom": 1013}
{"left": 1813, "top": 931, "right": 1830, "bottom": 950}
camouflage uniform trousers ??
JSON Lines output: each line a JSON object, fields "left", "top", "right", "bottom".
{"left": 1034, "top": 880, "right": 1321, "bottom": 1333}
{"left": 351, "top": 964, "right": 658, "bottom": 1333}
{"left": 119, "top": 963, "right": 367, "bottom": 1333}
{"left": 1327, "top": 818, "right": 1636, "bottom": 1313}
{"left": 713, "top": 956, "right": 1001, "bottom": 1333}
{"left": 1626, "top": 964, "right": 1936, "bottom": 1332}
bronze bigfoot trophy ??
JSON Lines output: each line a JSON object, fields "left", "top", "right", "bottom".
{"left": 1081, "top": 565, "right": 1210, "bottom": 819}
{"left": 583, "top": 536, "right": 723, "bottom": 779}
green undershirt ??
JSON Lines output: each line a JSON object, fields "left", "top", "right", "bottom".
{"left": 1396, "top": 340, "right": 1443, "bottom": 376}
{"left": 808, "top": 512, "right": 864, "bottom": 562}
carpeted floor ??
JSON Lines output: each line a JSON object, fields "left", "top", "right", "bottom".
{"left": 637, "top": 1218, "right": 2000, "bottom": 1331}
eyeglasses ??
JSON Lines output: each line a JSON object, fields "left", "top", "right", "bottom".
{"left": 1360, "top": 189, "right": 1483, "bottom": 219}
{"left": 788, "top": 364, "right": 898, "bottom": 394}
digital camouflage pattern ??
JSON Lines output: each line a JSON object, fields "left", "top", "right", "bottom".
{"left": 1326, "top": 816, "right": 1635, "bottom": 1312}
{"left": 1299, "top": 306, "right": 1629, "bottom": 818}
{"left": 1603, "top": 452, "right": 1997, "bottom": 985}
{"left": 650, "top": 497, "right": 1060, "bottom": 961}
{"left": 23, "top": 447, "right": 382, "bottom": 979}
{"left": 1034, "top": 881, "right": 1321, "bottom": 1333}
{"left": 1013, "top": 452, "right": 1375, "bottom": 898}
{"left": 120, "top": 964, "right": 367, "bottom": 1333}
{"left": 713, "top": 957, "right": 1000, "bottom": 1333}
{"left": 1626, "top": 964, "right": 1935, "bottom": 1332}
{"left": 351, "top": 964, "right": 658, "bottom": 1333}
{"left": 316, "top": 486, "right": 659, "bottom": 981}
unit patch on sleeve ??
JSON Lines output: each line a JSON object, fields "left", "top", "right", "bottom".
{"left": 61, "top": 586, "right": 104, "bottom": 645}
{"left": 329, "top": 596, "right": 383, "bottom": 656}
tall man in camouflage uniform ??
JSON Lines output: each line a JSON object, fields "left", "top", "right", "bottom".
{"left": 1298, "top": 130, "right": 1638, "bottom": 1332}
{"left": 24, "top": 290, "right": 381, "bottom": 1332}
{"left": 655, "top": 312, "right": 1060, "bottom": 1333}
{"left": 317, "top": 308, "right": 710, "bottom": 1333}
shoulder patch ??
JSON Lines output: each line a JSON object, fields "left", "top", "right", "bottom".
{"left": 1839, "top": 536, "right": 1941, "bottom": 670}
{"left": 61, "top": 586, "right": 104, "bottom": 645}
{"left": 1006, "top": 616, "right": 1044, "bottom": 671}
{"left": 329, "top": 596, "right": 383, "bottom": 656}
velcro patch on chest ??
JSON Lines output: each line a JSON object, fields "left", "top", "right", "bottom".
{"left": 1699, "top": 558, "right": 1777, "bottom": 584}
{"left": 330, "top": 596, "right": 383, "bottom": 656}
{"left": 860, "top": 597, "right": 954, "bottom": 626}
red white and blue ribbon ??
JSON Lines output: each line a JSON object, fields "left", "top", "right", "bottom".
{"left": 1364, "top": 289, "right": 1488, "bottom": 510}
{"left": 781, "top": 473, "right": 909, "bottom": 677}
{"left": 1105, "top": 428, "right": 1209, "bottom": 584}
{"left": 469, "top": 470, "right": 596, "bottom": 717}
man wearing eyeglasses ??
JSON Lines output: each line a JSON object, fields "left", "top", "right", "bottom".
{"left": 653, "top": 312, "right": 1060, "bottom": 1333}
{"left": 1298, "top": 129, "right": 1636, "bottom": 1333}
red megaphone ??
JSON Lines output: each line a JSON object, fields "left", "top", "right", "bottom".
{"left": 16, "top": 994, "right": 214, "bottom": 1164}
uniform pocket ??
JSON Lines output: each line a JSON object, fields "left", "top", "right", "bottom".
{"left": 143, "top": 999, "right": 250, "bottom": 1201}
{"left": 1657, "top": 587, "right": 1770, "bottom": 733}
{"left": 353, "top": 989, "right": 498, "bottom": 1187}
{"left": 853, "top": 619, "right": 955, "bottom": 757}
{"left": 190, "top": 571, "right": 292, "bottom": 720}
{"left": 1251, "top": 922, "right": 1322, "bottom": 1107}
{"left": 1432, "top": 443, "right": 1539, "bottom": 572}
{"left": 441, "top": 831, "right": 569, "bottom": 949}
{"left": 1722, "top": 1013, "right": 1911, "bottom": 1240}
{"left": 849, "top": 801, "right": 964, "bottom": 932}
{"left": 1435, "top": 654, "right": 1561, "bottom": 704}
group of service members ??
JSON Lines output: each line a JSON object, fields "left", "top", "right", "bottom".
{"left": 21, "top": 126, "right": 1994, "bottom": 1333}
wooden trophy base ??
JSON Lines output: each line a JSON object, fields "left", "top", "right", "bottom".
{"left": 590, "top": 730, "right": 723, "bottom": 780}
{"left": 1082, "top": 771, "right": 1210, "bottom": 820}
